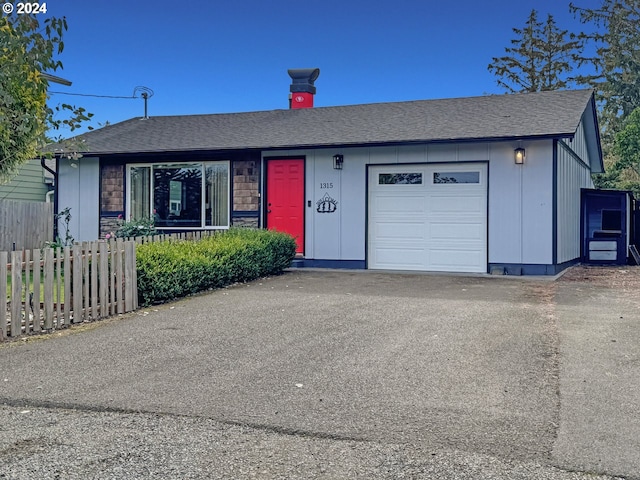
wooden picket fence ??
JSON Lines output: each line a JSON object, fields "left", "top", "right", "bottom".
{"left": 1, "top": 240, "right": 137, "bottom": 341}
{"left": 0, "top": 230, "right": 225, "bottom": 341}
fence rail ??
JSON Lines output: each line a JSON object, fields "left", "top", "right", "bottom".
{"left": 0, "top": 200, "right": 53, "bottom": 251}
{"left": 1, "top": 240, "right": 137, "bottom": 341}
{"left": 122, "top": 229, "right": 220, "bottom": 244}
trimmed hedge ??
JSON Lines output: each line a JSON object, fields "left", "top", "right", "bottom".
{"left": 136, "top": 228, "right": 297, "bottom": 305}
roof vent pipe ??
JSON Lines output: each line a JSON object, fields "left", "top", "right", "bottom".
{"left": 288, "top": 68, "right": 320, "bottom": 109}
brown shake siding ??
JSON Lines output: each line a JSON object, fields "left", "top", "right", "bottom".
{"left": 232, "top": 159, "right": 260, "bottom": 227}
{"left": 100, "top": 163, "right": 124, "bottom": 238}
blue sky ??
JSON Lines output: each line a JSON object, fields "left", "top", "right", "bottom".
{"left": 39, "top": 0, "right": 603, "bottom": 135}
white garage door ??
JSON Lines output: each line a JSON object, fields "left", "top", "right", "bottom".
{"left": 368, "top": 163, "right": 487, "bottom": 273}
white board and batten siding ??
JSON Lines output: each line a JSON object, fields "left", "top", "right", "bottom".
{"left": 565, "top": 119, "right": 589, "bottom": 161}
{"left": 556, "top": 120, "right": 595, "bottom": 264}
{"left": 268, "top": 137, "right": 587, "bottom": 273}
{"left": 487, "top": 141, "right": 555, "bottom": 267}
{"left": 57, "top": 157, "right": 100, "bottom": 242}
{"left": 557, "top": 143, "right": 593, "bottom": 263}
{"left": 268, "top": 143, "right": 497, "bottom": 272}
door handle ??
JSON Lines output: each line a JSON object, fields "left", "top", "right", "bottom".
{"left": 267, "top": 210, "right": 272, "bottom": 213}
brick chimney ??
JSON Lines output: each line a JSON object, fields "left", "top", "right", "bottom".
{"left": 288, "top": 68, "right": 320, "bottom": 109}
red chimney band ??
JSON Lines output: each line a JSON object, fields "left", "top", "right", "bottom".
{"left": 288, "top": 68, "right": 320, "bottom": 109}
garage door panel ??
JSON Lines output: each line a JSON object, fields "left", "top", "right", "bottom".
{"left": 428, "top": 195, "right": 485, "bottom": 213}
{"left": 429, "top": 221, "right": 485, "bottom": 241}
{"left": 372, "top": 195, "right": 426, "bottom": 214}
{"left": 368, "top": 163, "right": 487, "bottom": 272}
{"left": 428, "top": 249, "right": 486, "bottom": 272}
{"left": 372, "top": 247, "right": 427, "bottom": 270}
{"left": 374, "top": 221, "right": 427, "bottom": 241}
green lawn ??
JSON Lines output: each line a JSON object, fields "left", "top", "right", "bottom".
{"left": 5, "top": 272, "right": 65, "bottom": 303}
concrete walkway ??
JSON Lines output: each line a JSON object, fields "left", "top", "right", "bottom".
{"left": 0, "top": 268, "right": 637, "bottom": 479}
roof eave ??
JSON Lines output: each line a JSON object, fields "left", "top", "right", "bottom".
{"left": 586, "top": 93, "right": 605, "bottom": 173}
{"left": 79, "top": 133, "right": 577, "bottom": 157}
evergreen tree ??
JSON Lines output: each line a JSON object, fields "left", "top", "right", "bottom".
{"left": 609, "top": 106, "right": 640, "bottom": 195}
{"left": 570, "top": 1, "right": 640, "bottom": 145}
{"left": 488, "top": 9, "right": 584, "bottom": 93}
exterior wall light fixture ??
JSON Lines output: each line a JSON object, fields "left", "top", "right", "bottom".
{"left": 514, "top": 147, "right": 525, "bottom": 165}
{"left": 333, "top": 154, "right": 344, "bottom": 170}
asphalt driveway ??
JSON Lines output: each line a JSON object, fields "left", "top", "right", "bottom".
{"left": 0, "top": 268, "right": 638, "bottom": 479}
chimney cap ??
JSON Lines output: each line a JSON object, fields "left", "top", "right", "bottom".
{"left": 288, "top": 68, "right": 320, "bottom": 94}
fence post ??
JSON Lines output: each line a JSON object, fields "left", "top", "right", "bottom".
{"left": 132, "top": 242, "right": 138, "bottom": 310}
{"left": 63, "top": 247, "right": 71, "bottom": 326}
{"left": 72, "top": 244, "right": 83, "bottom": 323}
{"left": 32, "top": 249, "right": 41, "bottom": 332}
{"left": 56, "top": 247, "right": 62, "bottom": 327}
{"left": 124, "top": 241, "right": 135, "bottom": 312}
{"left": 23, "top": 249, "right": 31, "bottom": 335}
{"left": 43, "top": 248, "right": 54, "bottom": 330}
{"left": 0, "top": 251, "right": 7, "bottom": 340}
{"left": 11, "top": 251, "right": 22, "bottom": 337}
{"left": 91, "top": 242, "right": 98, "bottom": 320}
{"left": 115, "top": 239, "right": 124, "bottom": 314}
{"left": 109, "top": 239, "right": 116, "bottom": 316}
{"left": 99, "top": 242, "right": 108, "bottom": 318}
{"left": 83, "top": 242, "right": 90, "bottom": 320}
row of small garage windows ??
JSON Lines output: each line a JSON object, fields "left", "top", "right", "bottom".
{"left": 378, "top": 171, "right": 480, "bottom": 185}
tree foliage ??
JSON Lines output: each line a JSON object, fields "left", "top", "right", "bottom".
{"left": 488, "top": 9, "right": 584, "bottom": 93}
{"left": 569, "top": 0, "right": 640, "bottom": 191}
{"left": 490, "top": 3, "right": 640, "bottom": 193}
{"left": 570, "top": 1, "right": 640, "bottom": 146}
{"left": 0, "top": 13, "right": 92, "bottom": 182}
{"left": 605, "top": 106, "right": 640, "bottom": 195}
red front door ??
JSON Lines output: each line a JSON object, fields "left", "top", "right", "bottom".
{"left": 267, "top": 159, "right": 304, "bottom": 253}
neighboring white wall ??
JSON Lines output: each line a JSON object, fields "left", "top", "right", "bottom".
{"left": 57, "top": 157, "right": 100, "bottom": 242}
{"left": 266, "top": 141, "right": 557, "bottom": 266}
{"left": 557, "top": 142, "right": 593, "bottom": 263}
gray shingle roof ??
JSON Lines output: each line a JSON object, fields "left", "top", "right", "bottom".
{"left": 71, "top": 89, "right": 596, "bottom": 155}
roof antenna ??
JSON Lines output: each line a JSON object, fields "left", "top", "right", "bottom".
{"left": 134, "top": 86, "right": 154, "bottom": 119}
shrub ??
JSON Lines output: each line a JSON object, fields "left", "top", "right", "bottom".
{"left": 106, "top": 215, "right": 157, "bottom": 240}
{"left": 136, "top": 228, "right": 297, "bottom": 305}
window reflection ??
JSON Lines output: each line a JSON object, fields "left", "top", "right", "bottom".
{"left": 153, "top": 164, "right": 202, "bottom": 227}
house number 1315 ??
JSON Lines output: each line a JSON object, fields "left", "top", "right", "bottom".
{"left": 320, "top": 182, "right": 333, "bottom": 189}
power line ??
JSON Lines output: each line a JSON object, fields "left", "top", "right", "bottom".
{"left": 49, "top": 91, "right": 136, "bottom": 99}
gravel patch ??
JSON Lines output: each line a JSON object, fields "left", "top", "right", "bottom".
{"left": 0, "top": 405, "right": 623, "bottom": 480}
